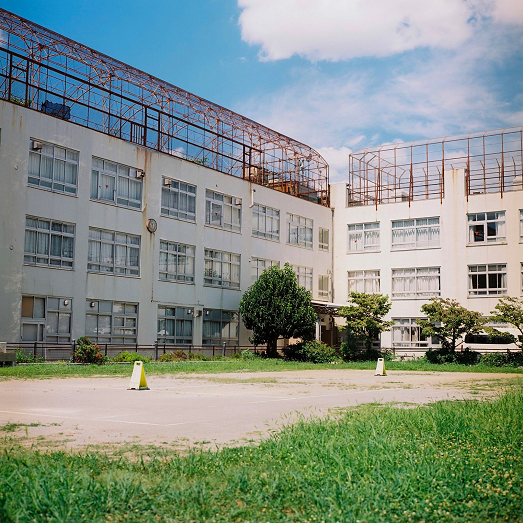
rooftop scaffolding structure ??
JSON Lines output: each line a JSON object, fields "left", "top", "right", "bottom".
{"left": 347, "top": 127, "right": 523, "bottom": 208}
{"left": 0, "top": 9, "right": 329, "bottom": 205}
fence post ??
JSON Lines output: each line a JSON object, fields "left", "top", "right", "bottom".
{"left": 71, "top": 339, "right": 75, "bottom": 361}
{"left": 33, "top": 341, "right": 37, "bottom": 359}
{"left": 154, "top": 341, "right": 158, "bottom": 361}
{"left": 222, "top": 342, "right": 226, "bottom": 357}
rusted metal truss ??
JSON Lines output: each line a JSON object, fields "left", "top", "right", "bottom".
{"left": 0, "top": 8, "right": 329, "bottom": 205}
{"left": 347, "top": 127, "right": 523, "bottom": 207}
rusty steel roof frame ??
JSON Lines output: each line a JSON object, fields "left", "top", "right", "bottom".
{"left": 347, "top": 127, "right": 523, "bottom": 208}
{"left": 0, "top": 8, "right": 329, "bottom": 205}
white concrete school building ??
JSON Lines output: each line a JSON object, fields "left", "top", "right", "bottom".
{"left": 0, "top": 9, "right": 521, "bottom": 354}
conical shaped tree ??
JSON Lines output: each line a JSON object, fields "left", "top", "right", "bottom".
{"left": 239, "top": 263, "right": 317, "bottom": 357}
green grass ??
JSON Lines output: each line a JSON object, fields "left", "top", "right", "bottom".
{"left": 1, "top": 388, "right": 522, "bottom": 522}
{"left": 1, "top": 358, "right": 522, "bottom": 380}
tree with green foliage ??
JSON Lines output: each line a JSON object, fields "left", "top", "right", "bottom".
{"left": 239, "top": 263, "right": 317, "bottom": 357}
{"left": 338, "top": 292, "right": 394, "bottom": 354}
{"left": 487, "top": 296, "right": 523, "bottom": 351}
{"left": 417, "top": 298, "right": 486, "bottom": 352}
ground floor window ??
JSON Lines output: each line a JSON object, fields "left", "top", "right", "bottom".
{"left": 21, "top": 295, "right": 72, "bottom": 342}
{"left": 157, "top": 305, "right": 193, "bottom": 345}
{"left": 85, "top": 300, "right": 138, "bottom": 343}
{"left": 392, "top": 318, "right": 439, "bottom": 349}
{"left": 203, "top": 309, "right": 239, "bottom": 346}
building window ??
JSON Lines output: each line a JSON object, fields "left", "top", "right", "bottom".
{"left": 203, "top": 309, "right": 239, "bottom": 346}
{"left": 28, "top": 140, "right": 78, "bottom": 195}
{"left": 251, "top": 258, "right": 279, "bottom": 283}
{"left": 204, "top": 249, "right": 241, "bottom": 288}
{"left": 292, "top": 265, "right": 313, "bottom": 291}
{"left": 90, "top": 157, "right": 143, "bottom": 208}
{"left": 392, "top": 267, "right": 441, "bottom": 299}
{"left": 287, "top": 213, "right": 313, "bottom": 249}
{"left": 87, "top": 228, "right": 140, "bottom": 276}
{"left": 318, "top": 275, "right": 329, "bottom": 299}
{"left": 159, "top": 241, "right": 195, "bottom": 283}
{"left": 85, "top": 300, "right": 138, "bottom": 344}
{"left": 319, "top": 228, "right": 329, "bottom": 251}
{"left": 391, "top": 217, "right": 440, "bottom": 250}
{"left": 392, "top": 318, "right": 439, "bottom": 349}
{"left": 252, "top": 204, "right": 280, "bottom": 241}
{"left": 468, "top": 264, "right": 507, "bottom": 296}
{"left": 161, "top": 178, "right": 196, "bottom": 221}
{"left": 24, "top": 216, "right": 74, "bottom": 268}
{"left": 157, "top": 305, "right": 193, "bottom": 345}
{"left": 468, "top": 212, "right": 505, "bottom": 244}
{"left": 205, "top": 190, "right": 241, "bottom": 232}
{"left": 21, "top": 295, "right": 72, "bottom": 343}
{"left": 348, "top": 270, "right": 380, "bottom": 295}
{"left": 348, "top": 222, "right": 379, "bottom": 252}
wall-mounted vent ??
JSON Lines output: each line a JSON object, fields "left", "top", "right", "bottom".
{"left": 233, "top": 197, "right": 242, "bottom": 206}
{"left": 163, "top": 178, "right": 172, "bottom": 187}
{"left": 32, "top": 141, "right": 42, "bottom": 150}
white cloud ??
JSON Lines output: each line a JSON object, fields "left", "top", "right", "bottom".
{"left": 317, "top": 146, "right": 353, "bottom": 183}
{"left": 238, "top": 0, "right": 523, "bottom": 61}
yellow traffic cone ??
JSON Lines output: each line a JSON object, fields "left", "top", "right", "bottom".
{"left": 128, "top": 361, "right": 149, "bottom": 390}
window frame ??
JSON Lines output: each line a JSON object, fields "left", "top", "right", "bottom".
{"left": 318, "top": 274, "right": 329, "bottom": 300}
{"left": 392, "top": 318, "right": 440, "bottom": 349}
{"left": 348, "top": 270, "right": 381, "bottom": 296}
{"left": 161, "top": 177, "right": 197, "bottom": 222}
{"left": 24, "top": 216, "right": 75, "bottom": 269}
{"left": 251, "top": 258, "right": 279, "bottom": 283}
{"left": 467, "top": 212, "right": 506, "bottom": 244}
{"left": 85, "top": 300, "right": 138, "bottom": 344}
{"left": 205, "top": 190, "right": 241, "bottom": 232}
{"left": 159, "top": 240, "right": 195, "bottom": 283}
{"left": 87, "top": 227, "right": 141, "bottom": 277}
{"left": 319, "top": 228, "right": 330, "bottom": 251}
{"left": 391, "top": 267, "right": 441, "bottom": 299}
{"left": 204, "top": 249, "right": 241, "bottom": 288}
{"left": 391, "top": 217, "right": 440, "bottom": 250}
{"left": 468, "top": 264, "right": 507, "bottom": 296}
{"left": 21, "top": 295, "right": 72, "bottom": 343}
{"left": 292, "top": 264, "right": 313, "bottom": 292}
{"left": 202, "top": 309, "right": 239, "bottom": 346}
{"left": 157, "top": 305, "right": 194, "bottom": 345}
{"left": 28, "top": 139, "right": 79, "bottom": 195}
{"left": 252, "top": 204, "right": 280, "bottom": 241}
{"left": 287, "top": 213, "right": 313, "bottom": 249}
{"left": 347, "top": 222, "right": 380, "bottom": 252}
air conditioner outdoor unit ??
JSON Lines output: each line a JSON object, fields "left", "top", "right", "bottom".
{"left": 163, "top": 178, "right": 172, "bottom": 187}
{"left": 233, "top": 197, "right": 242, "bottom": 206}
{"left": 32, "top": 141, "right": 42, "bottom": 150}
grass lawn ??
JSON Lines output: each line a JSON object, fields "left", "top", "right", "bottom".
{"left": 1, "top": 387, "right": 522, "bottom": 522}
{"left": 1, "top": 358, "right": 522, "bottom": 380}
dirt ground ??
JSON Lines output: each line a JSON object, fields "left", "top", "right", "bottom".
{"left": 0, "top": 369, "right": 520, "bottom": 450}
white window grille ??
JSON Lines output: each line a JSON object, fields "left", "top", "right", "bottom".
{"left": 205, "top": 190, "right": 241, "bottom": 232}
{"left": 252, "top": 204, "right": 280, "bottom": 241}
{"left": 468, "top": 264, "right": 507, "bottom": 296}
{"left": 391, "top": 217, "right": 440, "bottom": 250}
{"left": 251, "top": 258, "right": 279, "bottom": 283}
{"left": 161, "top": 178, "right": 197, "bottom": 221}
{"left": 159, "top": 241, "right": 195, "bottom": 283}
{"left": 28, "top": 139, "right": 79, "bottom": 195}
{"left": 87, "top": 228, "right": 140, "bottom": 276}
{"left": 204, "top": 249, "right": 241, "bottom": 288}
{"left": 90, "top": 157, "right": 142, "bottom": 208}
{"left": 348, "top": 270, "right": 380, "bottom": 295}
{"left": 21, "top": 295, "right": 72, "bottom": 343}
{"left": 319, "top": 228, "right": 329, "bottom": 251}
{"left": 292, "top": 265, "right": 313, "bottom": 291}
{"left": 468, "top": 212, "right": 506, "bottom": 244}
{"left": 157, "top": 306, "right": 193, "bottom": 345}
{"left": 318, "top": 275, "right": 329, "bottom": 299}
{"left": 347, "top": 222, "right": 379, "bottom": 252}
{"left": 287, "top": 213, "right": 313, "bottom": 249}
{"left": 392, "top": 318, "right": 439, "bottom": 349}
{"left": 392, "top": 267, "right": 441, "bottom": 299}
{"left": 24, "top": 216, "right": 74, "bottom": 268}
{"left": 203, "top": 309, "right": 239, "bottom": 346}
{"left": 85, "top": 300, "right": 138, "bottom": 344}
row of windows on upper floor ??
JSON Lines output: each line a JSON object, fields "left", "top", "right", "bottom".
{"left": 348, "top": 212, "right": 523, "bottom": 252}
{"left": 23, "top": 217, "right": 330, "bottom": 297}
{"left": 20, "top": 295, "right": 240, "bottom": 346}
{"left": 348, "top": 263, "right": 523, "bottom": 299}
{"left": 27, "top": 139, "right": 330, "bottom": 250}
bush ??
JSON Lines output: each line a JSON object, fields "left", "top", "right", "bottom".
{"left": 424, "top": 347, "right": 481, "bottom": 365}
{"left": 340, "top": 333, "right": 391, "bottom": 362}
{"left": 15, "top": 349, "right": 44, "bottom": 364}
{"left": 480, "top": 352, "right": 523, "bottom": 367}
{"left": 187, "top": 352, "right": 204, "bottom": 361}
{"left": 283, "top": 340, "right": 338, "bottom": 363}
{"left": 159, "top": 350, "right": 188, "bottom": 362}
{"left": 74, "top": 337, "right": 107, "bottom": 364}
{"left": 241, "top": 349, "right": 260, "bottom": 360}
{"left": 111, "top": 351, "right": 150, "bottom": 363}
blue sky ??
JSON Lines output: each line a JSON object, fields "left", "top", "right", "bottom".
{"left": 3, "top": 0, "right": 523, "bottom": 181}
